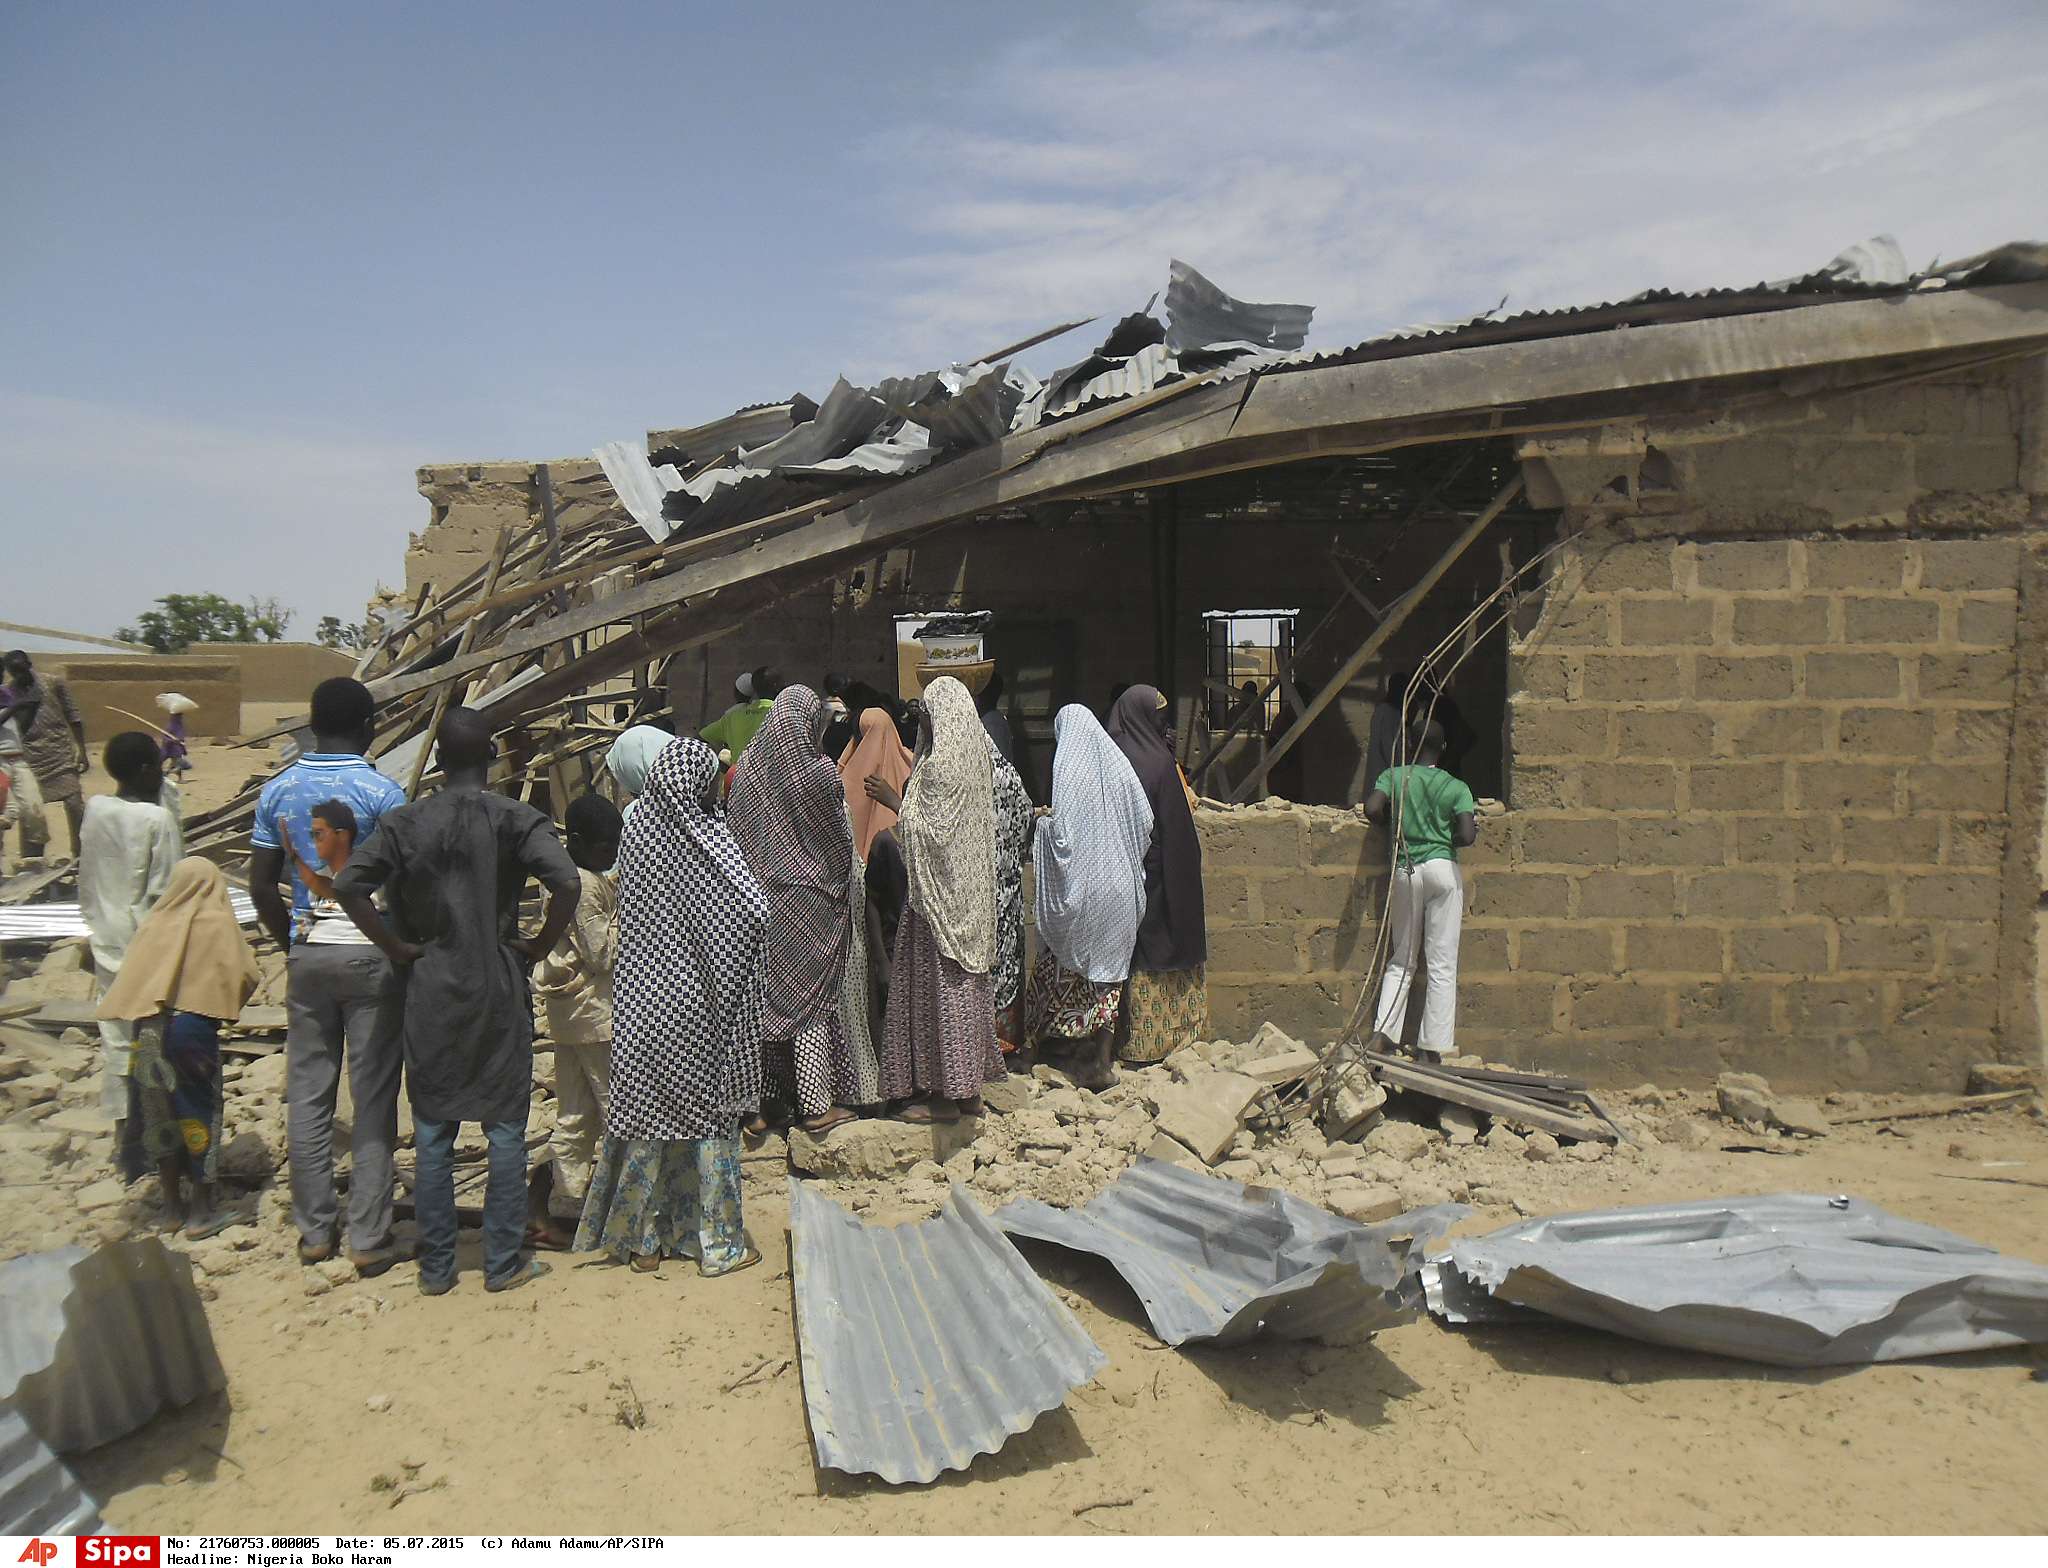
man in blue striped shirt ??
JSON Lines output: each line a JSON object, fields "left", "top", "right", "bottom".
{"left": 250, "top": 677, "right": 409, "bottom": 1275}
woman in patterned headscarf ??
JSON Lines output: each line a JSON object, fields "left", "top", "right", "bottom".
{"left": 876, "top": 677, "right": 1005, "bottom": 1122}
{"left": 576, "top": 736, "right": 765, "bottom": 1277}
{"left": 988, "top": 736, "right": 1034, "bottom": 1057}
{"left": 728, "top": 687, "right": 870, "bottom": 1133}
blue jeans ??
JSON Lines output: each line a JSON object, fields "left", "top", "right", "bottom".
{"left": 412, "top": 1112, "right": 529, "bottom": 1288}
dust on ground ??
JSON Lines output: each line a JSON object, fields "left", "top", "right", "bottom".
{"left": 7, "top": 731, "right": 2048, "bottom": 1535}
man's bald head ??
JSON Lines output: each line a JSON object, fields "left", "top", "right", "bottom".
{"left": 437, "top": 707, "right": 496, "bottom": 773}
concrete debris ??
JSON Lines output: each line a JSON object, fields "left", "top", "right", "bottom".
{"left": 1439, "top": 1104, "right": 1482, "bottom": 1146}
{"left": 787, "top": 1117, "right": 978, "bottom": 1178}
{"left": 1362, "top": 1120, "right": 1438, "bottom": 1165}
{"left": 1524, "top": 1131, "right": 1561, "bottom": 1162}
{"left": 1324, "top": 1181, "right": 1405, "bottom": 1224}
{"left": 1967, "top": 1062, "right": 2040, "bottom": 1096}
{"left": 1716, "top": 1072, "right": 1777, "bottom": 1127}
{"left": 1243, "top": 1048, "right": 1320, "bottom": 1086}
{"left": 1715, "top": 1073, "right": 1830, "bottom": 1138}
{"left": 1151, "top": 1071, "right": 1265, "bottom": 1165}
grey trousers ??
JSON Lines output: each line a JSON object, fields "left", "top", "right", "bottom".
{"left": 286, "top": 943, "right": 405, "bottom": 1254}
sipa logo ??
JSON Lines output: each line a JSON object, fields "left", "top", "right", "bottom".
{"left": 80, "top": 1542, "right": 157, "bottom": 1568}
{"left": 17, "top": 1544, "right": 60, "bottom": 1568}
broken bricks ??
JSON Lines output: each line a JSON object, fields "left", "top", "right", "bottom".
{"left": 1150, "top": 1071, "right": 1264, "bottom": 1164}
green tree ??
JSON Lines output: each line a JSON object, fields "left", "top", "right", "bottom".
{"left": 117, "top": 593, "right": 294, "bottom": 653}
{"left": 316, "top": 615, "right": 368, "bottom": 651}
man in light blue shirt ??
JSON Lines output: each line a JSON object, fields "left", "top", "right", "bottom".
{"left": 249, "top": 677, "right": 408, "bottom": 1275}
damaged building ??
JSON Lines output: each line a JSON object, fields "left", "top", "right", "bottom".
{"left": 343, "top": 243, "right": 2048, "bottom": 1094}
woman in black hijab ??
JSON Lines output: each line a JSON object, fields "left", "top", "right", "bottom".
{"left": 1104, "top": 685, "right": 1210, "bottom": 1063}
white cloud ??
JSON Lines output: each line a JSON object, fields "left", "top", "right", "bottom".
{"left": 0, "top": 390, "right": 427, "bottom": 638}
{"left": 855, "top": 0, "right": 2048, "bottom": 372}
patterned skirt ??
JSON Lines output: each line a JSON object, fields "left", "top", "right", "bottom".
{"left": 1025, "top": 949, "right": 1122, "bottom": 1042}
{"left": 131, "top": 1011, "right": 224, "bottom": 1180}
{"left": 1117, "top": 966, "right": 1210, "bottom": 1065}
{"left": 574, "top": 1135, "right": 753, "bottom": 1274}
{"left": 879, "top": 908, "right": 1005, "bottom": 1102}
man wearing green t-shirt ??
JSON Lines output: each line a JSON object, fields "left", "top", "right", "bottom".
{"left": 1362, "top": 716, "right": 1478, "bottom": 1061}
{"left": 700, "top": 668, "right": 778, "bottom": 761}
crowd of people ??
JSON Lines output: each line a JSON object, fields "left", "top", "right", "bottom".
{"left": 68, "top": 657, "right": 1481, "bottom": 1294}
{"left": 61, "top": 665, "right": 1234, "bottom": 1290}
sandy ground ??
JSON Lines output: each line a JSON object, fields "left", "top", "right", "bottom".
{"left": 14, "top": 731, "right": 2048, "bottom": 1535}
{"left": 59, "top": 1116, "right": 2048, "bottom": 1536}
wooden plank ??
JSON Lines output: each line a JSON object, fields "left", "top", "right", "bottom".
{"left": 1365, "top": 1054, "right": 1591, "bottom": 1094}
{"left": 1832, "top": 1090, "right": 2029, "bottom": 1124}
{"left": 1230, "top": 474, "right": 1523, "bottom": 801}
{"left": 0, "top": 620, "right": 150, "bottom": 653}
{"left": 1370, "top": 1057, "right": 1614, "bottom": 1142}
{"left": 1, "top": 861, "right": 75, "bottom": 905}
{"left": 408, "top": 525, "right": 513, "bottom": 797}
{"left": 21, "top": 999, "right": 99, "bottom": 1032}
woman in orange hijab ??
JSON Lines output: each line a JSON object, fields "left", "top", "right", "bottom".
{"left": 838, "top": 707, "right": 913, "bottom": 859}
{"left": 97, "top": 856, "right": 261, "bottom": 1238}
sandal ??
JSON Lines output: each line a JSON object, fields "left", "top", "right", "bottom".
{"left": 486, "top": 1258, "right": 553, "bottom": 1294}
{"left": 628, "top": 1252, "right": 661, "bottom": 1274}
{"left": 184, "top": 1210, "right": 236, "bottom": 1242}
{"left": 525, "top": 1223, "right": 573, "bottom": 1253}
{"left": 712, "top": 1246, "right": 762, "bottom": 1278}
{"left": 797, "top": 1108, "right": 856, "bottom": 1135}
{"left": 896, "top": 1100, "right": 960, "bottom": 1125}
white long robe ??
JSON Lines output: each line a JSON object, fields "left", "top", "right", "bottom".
{"left": 77, "top": 787, "right": 183, "bottom": 1113}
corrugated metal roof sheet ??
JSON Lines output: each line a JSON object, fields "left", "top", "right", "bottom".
{"left": 1423, "top": 1192, "right": 2048, "bottom": 1367}
{"left": 0, "top": 1238, "right": 227, "bottom": 1454}
{"left": 0, "top": 1406, "right": 101, "bottom": 1536}
{"left": 0, "top": 891, "right": 258, "bottom": 943}
{"left": 790, "top": 1180, "right": 1106, "bottom": 1486}
{"left": 995, "top": 1157, "right": 1455, "bottom": 1347}
{"left": 1164, "top": 258, "right": 1314, "bottom": 354}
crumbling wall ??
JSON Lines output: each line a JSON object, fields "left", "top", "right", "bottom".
{"left": 405, "top": 459, "right": 614, "bottom": 600}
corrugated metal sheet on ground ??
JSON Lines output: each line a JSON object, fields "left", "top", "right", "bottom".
{"left": 996, "top": 1157, "right": 1461, "bottom": 1347}
{"left": 0, "top": 892, "right": 258, "bottom": 943}
{"left": 1423, "top": 1192, "right": 2048, "bottom": 1367}
{"left": 0, "top": 1405, "right": 101, "bottom": 1535}
{"left": 0, "top": 1238, "right": 227, "bottom": 1453}
{"left": 790, "top": 1180, "right": 1106, "bottom": 1486}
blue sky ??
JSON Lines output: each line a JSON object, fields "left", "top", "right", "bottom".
{"left": 4, "top": 0, "right": 2044, "bottom": 638}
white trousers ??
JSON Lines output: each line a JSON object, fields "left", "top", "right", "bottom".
{"left": 1374, "top": 858, "right": 1464, "bottom": 1052}
{"left": 548, "top": 1041, "right": 612, "bottom": 1204}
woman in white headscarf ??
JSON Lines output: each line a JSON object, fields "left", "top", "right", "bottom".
{"left": 1024, "top": 705, "right": 1152, "bottom": 1089}
{"left": 876, "top": 677, "right": 1004, "bottom": 1122}
{"left": 604, "top": 725, "right": 672, "bottom": 824}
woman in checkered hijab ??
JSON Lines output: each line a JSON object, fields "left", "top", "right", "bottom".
{"left": 878, "top": 676, "right": 1006, "bottom": 1122}
{"left": 728, "top": 686, "right": 867, "bottom": 1132}
{"left": 574, "top": 736, "right": 764, "bottom": 1276}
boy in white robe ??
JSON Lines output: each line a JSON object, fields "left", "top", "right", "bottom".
{"left": 78, "top": 732, "right": 183, "bottom": 1175}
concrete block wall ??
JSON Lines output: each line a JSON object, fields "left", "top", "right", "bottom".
{"left": 1500, "top": 532, "right": 2020, "bottom": 1087}
{"left": 1203, "top": 362, "right": 2045, "bottom": 1089}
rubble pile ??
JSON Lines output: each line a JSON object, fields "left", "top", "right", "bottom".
{"left": 8, "top": 897, "right": 2043, "bottom": 1285}
{"left": 783, "top": 1023, "right": 1724, "bottom": 1225}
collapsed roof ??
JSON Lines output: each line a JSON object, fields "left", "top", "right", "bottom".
{"left": 154, "top": 235, "right": 2048, "bottom": 864}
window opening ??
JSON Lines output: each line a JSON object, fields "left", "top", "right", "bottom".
{"left": 1202, "top": 608, "right": 1298, "bottom": 730}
